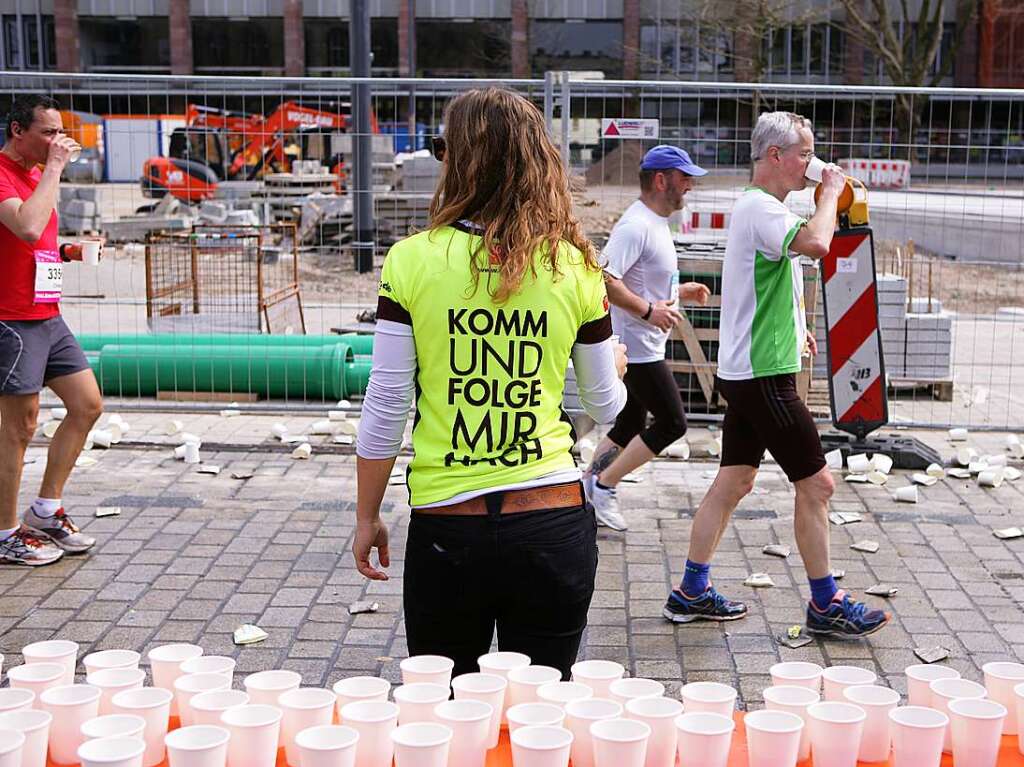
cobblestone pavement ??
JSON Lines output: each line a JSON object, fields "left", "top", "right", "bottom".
{"left": 3, "top": 410, "right": 1023, "bottom": 707}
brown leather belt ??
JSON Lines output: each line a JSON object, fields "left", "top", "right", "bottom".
{"left": 414, "top": 482, "right": 584, "bottom": 516}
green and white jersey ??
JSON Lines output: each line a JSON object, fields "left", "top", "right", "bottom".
{"left": 717, "top": 187, "right": 808, "bottom": 381}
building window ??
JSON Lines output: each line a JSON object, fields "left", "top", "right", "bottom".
{"left": 305, "top": 19, "right": 398, "bottom": 72}
{"left": 80, "top": 17, "right": 169, "bottom": 72}
{"left": 193, "top": 18, "right": 284, "bottom": 72}
{"left": 531, "top": 20, "right": 624, "bottom": 77}
{"left": 1, "top": 14, "right": 56, "bottom": 70}
{"left": 416, "top": 20, "right": 510, "bottom": 75}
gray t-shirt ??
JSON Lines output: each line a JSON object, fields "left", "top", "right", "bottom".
{"left": 602, "top": 200, "right": 678, "bottom": 363}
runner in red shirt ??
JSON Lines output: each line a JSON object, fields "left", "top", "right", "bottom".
{"left": 0, "top": 95, "right": 102, "bottom": 565}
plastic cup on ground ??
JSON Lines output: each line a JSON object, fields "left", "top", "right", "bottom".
{"left": 889, "top": 706, "right": 947, "bottom": 767}
{"left": 846, "top": 453, "right": 871, "bottom": 473}
{"left": 452, "top": 673, "right": 508, "bottom": 748}
{"left": 148, "top": 644, "right": 203, "bottom": 716}
{"left": 0, "top": 729, "right": 24, "bottom": 767}
{"left": 507, "top": 703, "right": 566, "bottom": 734}
{"left": 189, "top": 690, "right": 249, "bottom": 728}
{"left": 948, "top": 697, "right": 1006, "bottom": 767}
{"left": 537, "top": 682, "right": 592, "bottom": 711}
{"left": 434, "top": 699, "right": 491, "bottom": 767}
{"left": 7, "top": 661, "right": 65, "bottom": 697}
{"left": 624, "top": 696, "right": 683, "bottom": 767}
{"left": 340, "top": 699, "right": 400, "bottom": 767}
{"left": 768, "top": 662, "right": 823, "bottom": 692}
{"left": 564, "top": 698, "right": 623, "bottom": 767}
{"left": 295, "top": 725, "right": 360, "bottom": 767}
{"left": 762, "top": 685, "right": 819, "bottom": 762}
{"left": 401, "top": 656, "right": 455, "bottom": 688}
{"left": 508, "top": 666, "right": 563, "bottom": 709}
{"left": 164, "top": 725, "right": 230, "bottom": 767}
{"left": 77, "top": 736, "right": 146, "bottom": 767}
{"left": 743, "top": 709, "right": 803, "bottom": 767}
{"left": 279, "top": 688, "right": 337, "bottom": 767}
{"left": 82, "top": 715, "right": 147, "bottom": 742}
{"left": 81, "top": 237, "right": 103, "bottom": 265}
{"left": 510, "top": 725, "right": 573, "bottom": 767}
{"left": 0, "top": 688, "right": 35, "bottom": 714}
{"left": 478, "top": 652, "right": 530, "bottom": 724}
{"left": 243, "top": 669, "right": 302, "bottom": 707}
{"left": 390, "top": 722, "right": 452, "bottom": 767}
{"left": 334, "top": 677, "right": 392, "bottom": 720}
{"left": 807, "top": 701, "right": 866, "bottom": 767}
{"left": 394, "top": 683, "right": 450, "bottom": 726}
{"left": 0, "top": 709, "right": 51, "bottom": 767}
{"left": 110, "top": 687, "right": 174, "bottom": 767}
{"left": 180, "top": 656, "right": 235, "bottom": 685}
{"left": 821, "top": 666, "right": 876, "bottom": 702}
{"left": 590, "top": 718, "right": 650, "bottom": 767}
{"left": 570, "top": 662, "right": 625, "bottom": 699}
{"left": 23, "top": 639, "right": 79, "bottom": 687}
{"left": 84, "top": 651, "right": 141, "bottom": 677}
{"left": 89, "top": 668, "right": 147, "bottom": 716}
{"left": 220, "top": 704, "right": 283, "bottom": 767}
{"left": 929, "top": 677, "right": 986, "bottom": 752}
{"left": 174, "top": 673, "right": 232, "bottom": 727}
{"left": 674, "top": 712, "right": 733, "bottom": 767}
{"left": 679, "top": 682, "right": 736, "bottom": 718}
{"left": 608, "top": 679, "right": 664, "bottom": 707}
{"left": 39, "top": 683, "right": 102, "bottom": 765}
{"left": 842, "top": 685, "right": 899, "bottom": 762}
{"left": 904, "top": 664, "right": 960, "bottom": 707}
{"left": 982, "top": 661, "right": 1024, "bottom": 735}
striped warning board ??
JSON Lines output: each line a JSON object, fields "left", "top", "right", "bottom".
{"left": 821, "top": 227, "right": 889, "bottom": 438}
{"left": 690, "top": 211, "right": 730, "bottom": 229}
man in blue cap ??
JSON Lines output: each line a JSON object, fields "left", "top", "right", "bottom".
{"left": 584, "top": 145, "right": 710, "bottom": 530}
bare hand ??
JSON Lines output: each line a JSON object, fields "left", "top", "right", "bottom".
{"left": 352, "top": 518, "right": 390, "bottom": 580}
{"left": 46, "top": 135, "right": 80, "bottom": 170}
{"left": 819, "top": 165, "right": 846, "bottom": 199}
{"left": 646, "top": 299, "right": 683, "bottom": 331}
{"left": 613, "top": 342, "right": 628, "bottom": 379}
{"left": 680, "top": 282, "right": 710, "bottom": 306}
{"left": 806, "top": 334, "right": 818, "bottom": 357}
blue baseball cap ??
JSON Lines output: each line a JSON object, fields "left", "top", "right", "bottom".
{"left": 640, "top": 145, "right": 707, "bottom": 176}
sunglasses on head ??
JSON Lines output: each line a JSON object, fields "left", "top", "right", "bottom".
{"left": 431, "top": 136, "right": 446, "bottom": 161}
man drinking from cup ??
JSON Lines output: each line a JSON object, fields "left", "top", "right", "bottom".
{"left": 0, "top": 95, "right": 101, "bottom": 565}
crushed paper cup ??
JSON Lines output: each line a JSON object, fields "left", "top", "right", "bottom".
{"left": 968, "top": 460, "right": 989, "bottom": 475}
{"left": 50, "top": 407, "right": 68, "bottom": 421}
{"left": 983, "top": 454, "right": 1008, "bottom": 467}
{"left": 310, "top": 419, "right": 334, "bottom": 435}
{"left": 282, "top": 435, "right": 311, "bottom": 444}
{"left": 845, "top": 474, "right": 870, "bottom": 483}
{"left": 926, "top": 463, "right": 945, "bottom": 478}
{"left": 183, "top": 443, "right": 201, "bottom": 464}
{"left": 894, "top": 485, "right": 918, "bottom": 503}
{"left": 233, "top": 625, "right": 268, "bottom": 645}
{"left": 108, "top": 414, "right": 129, "bottom": 432}
{"left": 577, "top": 438, "right": 595, "bottom": 464}
{"left": 955, "top": 447, "right": 978, "bottom": 466}
{"left": 42, "top": 420, "right": 60, "bottom": 438}
{"left": 948, "top": 427, "right": 969, "bottom": 442}
{"left": 1004, "top": 466, "right": 1021, "bottom": 481}
{"left": 706, "top": 436, "right": 722, "bottom": 457}
{"left": 76, "top": 455, "right": 98, "bottom": 467}
{"left": 165, "top": 419, "right": 184, "bottom": 436}
{"left": 95, "top": 507, "right": 121, "bottom": 517}
{"left": 333, "top": 434, "right": 355, "bottom": 445}
{"left": 173, "top": 444, "right": 189, "bottom": 460}
{"left": 292, "top": 443, "right": 312, "bottom": 460}
{"left": 83, "top": 430, "right": 95, "bottom": 450}
{"left": 867, "top": 471, "right": 888, "bottom": 485}
{"left": 271, "top": 423, "right": 289, "bottom": 439}
{"left": 108, "top": 422, "right": 124, "bottom": 444}
{"left": 328, "top": 410, "right": 347, "bottom": 421}
{"left": 847, "top": 453, "right": 871, "bottom": 473}
{"left": 92, "top": 429, "right": 113, "bottom": 449}
{"left": 948, "top": 468, "right": 972, "bottom": 479}
{"left": 744, "top": 573, "right": 775, "bottom": 588}
{"left": 1006, "top": 435, "right": 1024, "bottom": 459}
{"left": 871, "top": 454, "right": 894, "bottom": 474}
{"left": 825, "top": 449, "right": 843, "bottom": 470}
{"left": 220, "top": 409, "right": 241, "bottom": 418}
{"left": 335, "top": 420, "right": 358, "bottom": 436}
{"left": 197, "top": 465, "right": 221, "bottom": 475}
{"left": 978, "top": 468, "right": 1005, "bottom": 488}
{"left": 664, "top": 439, "right": 690, "bottom": 460}
{"left": 911, "top": 473, "right": 938, "bottom": 486}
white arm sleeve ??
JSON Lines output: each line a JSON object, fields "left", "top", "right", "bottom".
{"left": 355, "top": 320, "right": 417, "bottom": 459}
{"left": 571, "top": 338, "right": 627, "bottom": 424}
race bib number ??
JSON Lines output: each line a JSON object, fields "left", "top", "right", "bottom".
{"left": 34, "top": 249, "right": 63, "bottom": 304}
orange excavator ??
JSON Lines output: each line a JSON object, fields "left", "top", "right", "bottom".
{"left": 140, "top": 101, "right": 379, "bottom": 203}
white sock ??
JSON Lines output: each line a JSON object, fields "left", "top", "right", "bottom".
{"left": 30, "top": 498, "right": 61, "bottom": 518}
{"left": 0, "top": 527, "right": 18, "bottom": 541}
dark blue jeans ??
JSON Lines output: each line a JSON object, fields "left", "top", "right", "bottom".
{"left": 403, "top": 489, "right": 599, "bottom": 679}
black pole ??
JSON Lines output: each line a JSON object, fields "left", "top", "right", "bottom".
{"left": 350, "top": 0, "right": 375, "bottom": 274}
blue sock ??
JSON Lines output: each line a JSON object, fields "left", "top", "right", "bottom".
{"left": 809, "top": 575, "right": 838, "bottom": 609}
{"left": 681, "top": 560, "right": 710, "bottom": 597}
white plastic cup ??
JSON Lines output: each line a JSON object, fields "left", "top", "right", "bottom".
{"left": 762, "top": 685, "right": 819, "bottom": 762}
{"left": 39, "top": 683, "right": 102, "bottom": 765}
{"left": 889, "top": 706, "right": 948, "bottom": 767}
{"left": 846, "top": 453, "right": 871, "bottom": 473}
{"left": 279, "top": 688, "right": 337, "bottom": 767}
{"left": 0, "top": 688, "right": 35, "bottom": 714}
{"left": 590, "top": 718, "right": 650, "bottom": 767}
{"left": 982, "top": 661, "right": 1024, "bottom": 735}
{"left": 537, "top": 682, "right": 592, "bottom": 711}
{"left": 164, "top": 725, "right": 231, "bottom": 767}
{"left": 565, "top": 698, "right": 623, "bottom": 767}
{"left": 0, "top": 729, "right": 25, "bottom": 767}
{"left": 77, "top": 737, "right": 146, "bottom": 767}
{"left": 806, "top": 701, "right": 866, "bottom": 767}
{"left": 80, "top": 237, "right": 103, "bottom": 265}
{"left": 608, "top": 679, "right": 665, "bottom": 706}
{"left": 743, "top": 709, "right": 803, "bottom": 767}
{"left": 22, "top": 640, "right": 79, "bottom": 686}
{"left": 929, "top": 677, "right": 987, "bottom": 752}
{"left": 334, "top": 677, "right": 392, "bottom": 719}
{"left": 401, "top": 656, "right": 455, "bottom": 688}
{"left": 184, "top": 443, "right": 201, "bottom": 464}
{"left": 478, "top": 652, "right": 530, "bottom": 724}
{"left": 0, "top": 709, "right": 52, "bottom": 767}
{"left": 904, "top": 664, "right": 960, "bottom": 707}
{"left": 295, "top": 725, "right": 360, "bottom": 767}
{"left": 509, "top": 666, "right": 563, "bottom": 709}
{"left": 148, "top": 644, "right": 203, "bottom": 716}
{"left": 805, "top": 156, "right": 827, "bottom": 182}
{"left": 624, "top": 696, "right": 683, "bottom": 767}
{"left": 390, "top": 722, "right": 452, "bottom": 767}
{"left": 842, "top": 685, "right": 899, "bottom": 762}
{"left": 434, "top": 699, "right": 492, "bottom": 767}
{"left": 340, "top": 700, "right": 400, "bottom": 767}
{"left": 84, "top": 651, "right": 142, "bottom": 677}
{"left": 894, "top": 485, "right": 919, "bottom": 503}
{"left": 82, "top": 714, "right": 147, "bottom": 742}
{"left": 180, "top": 656, "right": 235, "bottom": 684}
{"left": 110, "top": 687, "right": 174, "bottom": 767}
{"left": 393, "top": 683, "right": 450, "bottom": 726}
{"left": 510, "top": 725, "right": 573, "bottom": 767}
{"left": 948, "top": 427, "right": 970, "bottom": 441}
{"left": 91, "top": 429, "right": 114, "bottom": 449}
{"left": 768, "top": 662, "right": 823, "bottom": 692}
{"left": 88, "top": 668, "right": 146, "bottom": 716}
{"left": 674, "top": 712, "right": 733, "bottom": 767}
{"left": 570, "top": 662, "right": 625, "bottom": 699}
{"left": 174, "top": 673, "right": 232, "bottom": 727}
{"left": 243, "top": 669, "right": 302, "bottom": 708}
{"left": 451, "top": 672, "right": 507, "bottom": 749}
{"left": 948, "top": 697, "right": 1007, "bottom": 767}
{"left": 7, "top": 661, "right": 66, "bottom": 697}
{"left": 189, "top": 690, "right": 250, "bottom": 728}
{"left": 821, "top": 666, "right": 877, "bottom": 702}
{"left": 220, "top": 704, "right": 283, "bottom": 767}
{"left": 679, "top": 682, "right": 736, "bottom": 718}
{"left": 507, "top": 703, "right": 566, "bottom": 733}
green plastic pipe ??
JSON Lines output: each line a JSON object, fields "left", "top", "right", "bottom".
{"left": 345, "top": 360, "right": 372, "bottom": 395}
{"left": 76, "top": 333, "right": 374, "bottom": 355}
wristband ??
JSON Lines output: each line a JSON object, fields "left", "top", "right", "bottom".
{"left": 641, "top": 302, "right": 653, "bottom": 322}
{"left": 59, "top": 244, "right": 71, "bottom": 263}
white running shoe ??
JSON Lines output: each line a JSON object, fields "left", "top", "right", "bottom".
{"left": 583, "top": 474, "right": 628, "bottom": 531}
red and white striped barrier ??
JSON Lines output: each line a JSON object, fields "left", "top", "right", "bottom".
{"left": 689, "top": 211, "right": 730, "bottom": 230}
{"left": 839, "top": 158, "right": 911, "bottom": 189}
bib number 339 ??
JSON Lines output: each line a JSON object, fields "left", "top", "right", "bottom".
{"left": 34, "top": 249, "right": 63, "bottom": 304}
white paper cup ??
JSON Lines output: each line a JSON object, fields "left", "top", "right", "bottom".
{"left": 23, "top": 640, "right": 79, "bottom": 686}
{"left": 805, "top": 156, "right": 827, "bottom": 182}
{"left": 846, "top": 453, "right": 871, "bottom": 473}
{"left": 77, "top": 736, "right": 146, "bottom": 767}
{"left": 84, "top": 651, "right": 142, "bottom": 677}
{"left": 164, "top": 725, "right": 230, "bottom": 767}
{"left": 1015, "top": 682, "right": 1024, "bottom": 756}
{"left": 340, "top": 700, "right": 400, "bottom": 767}
{"left": 42, "top": 420, "right": 61, "bottom": 438}
{"left": 509, "top": 666, "right": 563, "bottom": 709}
{"left": 89, "top": 668, "right": 147, "bottom": 716}
{"left": 148, "top": 644, "right": 203, "bottom": 716}
{"left": 956, "top": 446, "right": 979, "bottom": 466}
{"left": 768, "top": 662, "right": 823, "bottom": 692}
{"left": 174, "top": 673, "right": 232, "bottom": 727}
{"left": 110, "top": 687, "right": 173, "bottom": 767}
{"left": 608, "top": 679, "right": 664, "bottom": 706}
{"left": 452, "top": 673, "right": 507, "bottom": 748}
{"left": 391, "top": 722, "right": 452, "bottom": 767}
{"left": 871, "top": 453, "right": 894, "bottom": 474}
{"left": 929, "top": 677, "right": 986, "bottom": 752}
{"left": 762, "top": 685, "right": 819, "bottom": 762}
{"left": 80, "top": 238, "right": 103, "bottom": 265}
{"left": 478, "top": 652, "right": 530, "bottom": 724}
{"left": 590, "top": 718, "right": 650, "bottom": 767}
{"left": 244, "top": 669, "right": 302, "bottom": 707}
{"left": 220, "top": 704, "right": 282, "bottom": 767}
{"left": 434, "top": 699, "right": 491, "bottom": 767}
{"left": 565, "top": 698, "right": 622, "bottom": 767}
{"left": 82, "top": 715, "right": 147, "bottom": 742}
{"left": 7, "top": 662, "right": 69, "bottom": 698}
{"left": 189, "top": 690, "right": 249, "bottom": 728}
{"left": 948, "top": 427, "right": 969, "bottom": 441}
{"left": 824, "top": 449, "right": 843, "bottom": 470}
{"left": 821, "top": 666, "right": 876, "bottom": 702}
{"left": 334, "top": 676, "right": 392, "bottom": 719}
{"left": 979, "top": 468, "right": 1005, "bottom": 487}
{"left": 842, "top": 685, "right": 899, "bottom": 762}
{"left": 679, "top": 682, "right": 736, "bottom": 718}
{"left": 743, "top": 709, "right": 803, "bottom": 767}
{"left": 184, "top": 443, "right": 201, "bottom": 464}
{"left": 806, "top": 701, "right": 866, "bottom": 767}
{"left": 0, "top": 688, "right": 35, "bottom": 714}
{"left": 570, "top": 662, "right": 624, "bottom": 699}
{"left": 949, "top": 697, "right": 1006, "bottom": 767}
{"left": 889, "top": 706, "right": 947, "bottom": 767}
{"left": 279, "top": 688, "right": 337, "bottom": 767}
{"left": 537, "top": 682, "right": 592, "bottom": 711}
{"left": 296, "top": 725, "right": 360, "bottom": 767}
{"left": 91, "top": 429, "right": 114, "bottom": 449}
{"left": 510, "top": 725, "right": 573, "bottom": 767}
{"left": 981, "top": 661, "right": 1024, "bottom": 735}
{"left": 180, "top": 656, "right": 235, "bottom": 684}
{"left": 0, "top": 709, "right": 52, "bottom": 767}
{"left": 40, "top": 684, "right": 103, "bottom": 765}
{"left": 674, "top": 712, "right": 733, "bottom": 767}
{"left": 401, "top": 656, "right": 455, "bottom": 688}
{"left": 0, "top": 729, "right": 25, "bottom": 767}
{"left": 624, "top": 696, "right": 683, "bottom": 767}
{"left": 507, "top": 703, "right": 566, "bottom": 733}
{"left": 904, "top": 664, "right": 960, "bottom": 707}
{"left": 894, "top": 485, "right": 919, "bottom": 503}
{"left": 394, "top": 683, "right": 450, "bottom": 726}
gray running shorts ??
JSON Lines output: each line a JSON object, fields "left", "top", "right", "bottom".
{"left": 0, "top": 316, "right": 91, "bottom": 395}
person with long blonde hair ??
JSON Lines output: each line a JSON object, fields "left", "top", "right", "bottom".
{"left": 353, "top": 88, "right": 627, "bottom": 676}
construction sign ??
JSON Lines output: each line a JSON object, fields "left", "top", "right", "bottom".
{"left": 601, "top": 118, "right": 659, "bottom": 139}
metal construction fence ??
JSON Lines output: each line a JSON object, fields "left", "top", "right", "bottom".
{"left": 1, "top": 71, "right": 1023, "bottom": 430}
